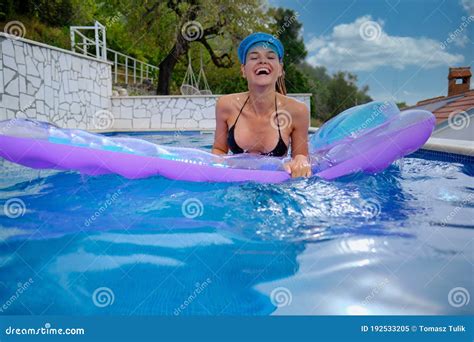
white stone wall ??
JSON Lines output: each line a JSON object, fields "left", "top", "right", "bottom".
{"left": 111, "top": 94, "right": 312, "bottom": 131}
{"left": 0, "top": 33, "right": 311, "bottom": 131}
{"left": 0, "top": 33, "right": 112, "bottom": 129}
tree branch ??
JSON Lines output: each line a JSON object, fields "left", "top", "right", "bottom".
{"left": 167, "top": 0, "right": 183, "bottom": 16}
{"left": 144, "top": 1, "right": 161, "bottom": 18}
{"left": 198, "top": 38, "right": 233, "bottom": 68}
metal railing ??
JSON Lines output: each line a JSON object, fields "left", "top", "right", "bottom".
{"left": 70, "top": 21, "right": 159, "bottom": 85}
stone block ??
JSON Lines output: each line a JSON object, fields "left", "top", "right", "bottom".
{"left": 133, "top": 118, "right": 150, "bottom": 129}
{"left": 3, "top": 68, "right": 16, "bottom": 84}
{"left": 25, "top": 56, "right": 39, "bottom": 76}
{"left": 0, "top": 107, "right": 7, "bottom": 121}
{"left": 32, "top": 46, "right": 44, "bottom": 62}
{"left": 20, "top": 93, "right": 35, "bottom": 111}
{"left": 199, "top": 119, "right": 216, "bottom": 129}
{"left": 2, "top": 94, "right": 19, "bottom": 110}
{"left": 134, "top": 108, "right": 147, "bottom": 118}
{"left": 71, "top": 102, "right": 81, "bottom": 115}
{"left": 151, "top": 114, "right": 162, "bottom": 128}
{"left": 28, "top": 75, "right": 41, "bottom": 89}
{"left": 3, "top": 55, "right": 16, "bottom": 69}
{"left": 14, "top": 44, "right": 25, "bottom": 64}
{"left": 5, "top": 77, "right": 18, "bottom": 96}
{"left": 120, "top": 106, "right": 133, "bottom": 119}
{"left": 2, "top": 39, "right": 15, "bottom": 57}
{"left": 44, "top": 86, "right": 54, "bottom": 107}
{"left": 114, "top": 119, "right": 132, "bottom": 129}
{"left": 176, "top": 119, "right": 198, "bottom": 129}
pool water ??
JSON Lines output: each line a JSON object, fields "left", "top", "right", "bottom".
{"left": 0, "top": 132, "right": 472, "bottom": 315}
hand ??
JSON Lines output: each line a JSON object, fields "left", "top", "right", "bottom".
{"left": 283, "top": 154, "right": 312, "bottom": 178}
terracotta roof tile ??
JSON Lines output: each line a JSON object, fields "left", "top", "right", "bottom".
{"left": 416, "top": 96, "right": 446, "bottom": 106}
{"left": 408, "top": 90, "right": 474, "bottom": 123}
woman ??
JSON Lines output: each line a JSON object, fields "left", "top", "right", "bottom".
{"left": 212, "top": 32, "right": 311, "bottom": 178}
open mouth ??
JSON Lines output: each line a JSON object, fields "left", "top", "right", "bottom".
{"left": 255, "top": 67, "right": 271, "bottom": 76}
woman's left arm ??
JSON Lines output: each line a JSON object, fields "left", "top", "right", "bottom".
{"left": 284, "top": 102, "right": 312, "bottom": 178}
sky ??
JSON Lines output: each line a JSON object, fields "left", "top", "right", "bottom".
{"left": 268, "top": 0, "right": 474, "bottom": 105}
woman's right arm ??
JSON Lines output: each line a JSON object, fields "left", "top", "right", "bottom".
{"left": 212, "top": 97, "right": 230, "bottom": 155}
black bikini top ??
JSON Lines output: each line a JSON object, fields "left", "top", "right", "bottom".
{"left": 227, "top": 96, "right": 288, "bottom": 157}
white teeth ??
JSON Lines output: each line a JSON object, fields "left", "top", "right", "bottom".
{"left": 255, "top": 67, "right": 270, "bottom": 75}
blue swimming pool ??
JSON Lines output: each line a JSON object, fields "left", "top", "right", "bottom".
{"left": 0, "top": 132, "right": 472, "bottom": 315}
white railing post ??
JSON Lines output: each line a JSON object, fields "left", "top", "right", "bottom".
{"left": 94, "top": 21, "right": 100, "bottom": 59}
{"left": 114, "top": 52, "right": 118, "bottom": 83}
{"left": 133, "top": 59, "right": 136, "bottom": 83}
{"left": 70, "top": 28, "right": 76, "bottom": 52}
{"left": 101, "top": 23, "right": 107, "bottom": 60}
{"left": 69, "top": 21, "right": 159, "bottom": 85}
{"left": 82, "top": 36, "right": 87, "bottom": 55}
{"left": 125, "top": 56, "right": 128, "bottom": 84}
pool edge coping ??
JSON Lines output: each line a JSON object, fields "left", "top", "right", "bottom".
{"left": 422, "top": 137, "right": 473, "bottom": 157}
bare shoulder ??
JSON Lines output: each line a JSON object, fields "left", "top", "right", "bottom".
{"left": 279, "top": 94, "right": 309, "bottom": 119}
{"left": 217, "top": 93, "right": 247, "bottom": 112}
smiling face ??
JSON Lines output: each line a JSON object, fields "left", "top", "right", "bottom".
{"left": 241, "top": 46, "right": 283, "bottom": 88}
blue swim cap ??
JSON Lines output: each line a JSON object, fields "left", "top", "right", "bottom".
{"left": 238, "top": 32, "right": 284, "bottom": 64}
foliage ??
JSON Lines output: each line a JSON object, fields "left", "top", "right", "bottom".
{"left": 396, "top": 102, "right": 407, "bottom": 109}
{"left": 326, "top": 72, "right": 372, "bottom": 121}
{"left": 0, "top": 0, "right": 373, "bottom": 123}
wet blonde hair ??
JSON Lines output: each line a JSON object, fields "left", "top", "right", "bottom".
{"left": 276, "top": 69, "right": 287, "bottom": 95}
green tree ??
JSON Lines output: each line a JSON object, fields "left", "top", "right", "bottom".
{"left": 326, "top": 72, "right": 371, "bottom": 120}
{"left": 396, "top": 102, "right": 407, "bottom": 109}
{"left": 1, "top": 0, "right": 374, "bottom": 120}
{"left": 268, "top": 7, "right": 309, "bottom": 94}
{"left": 268, "top": 8, "right": 306, "bottom": 65}
{"left": 112, "top": 0, "right": 268, "bottom": 94}
{"left": 2, "top": 0, "right": 95, "bottom": 26}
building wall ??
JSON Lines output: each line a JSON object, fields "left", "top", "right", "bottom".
{"left": 111, "top": 94, "right": 312, "bottom": 131}
{"left": 0, "top": 33, "right": 112, "bottom": 129}
{"left": 1, "top": 34, "right": 312, "bottom": 131}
